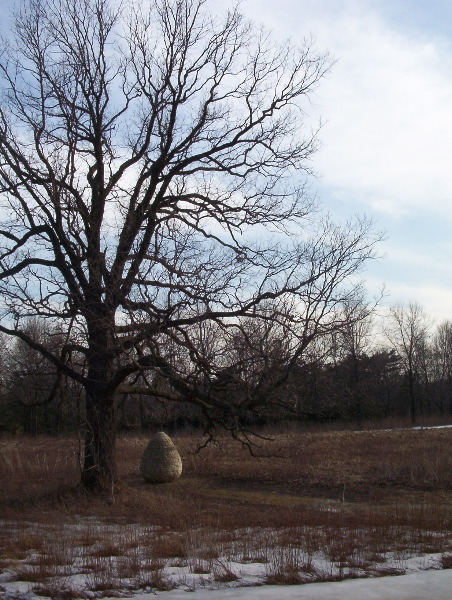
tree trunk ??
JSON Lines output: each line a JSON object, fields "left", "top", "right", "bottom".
{"left": 81, "top": 391, "right": 116, "bottom": 491}
{"left": 81, "top": 312, "right": 117, "bottom": 492}
{"left": 408, "top": 368, "right": 416, "bottom": 424}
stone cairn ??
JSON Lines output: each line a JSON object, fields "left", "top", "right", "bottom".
{"left": 140, "top": 431, "right": 183, "bottom": 484}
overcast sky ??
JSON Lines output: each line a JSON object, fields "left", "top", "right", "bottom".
{"left": 0, "top": 0, "right": 451, "bottom": 325}
{"left": 241, "top": 0, "right": 452, "bottom": 325}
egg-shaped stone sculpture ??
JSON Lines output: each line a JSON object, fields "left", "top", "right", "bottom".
{"left": 140, "top": 431, "right": 183, "bottom": 483}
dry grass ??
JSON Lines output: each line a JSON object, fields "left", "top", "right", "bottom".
{"left": 1, "top": 426, "right": 452, "bottom": 528}
{"left": 32, "top": 581, "right": 83, "bottom": 599}
{"left": 0, "top": 424, "right": 451, "bottom": 596}
{"left": 174, "top": 427, "right": 452, "bottom": 502}
{"left": 441, "top": 553, "right": 452, "bottom": 569}
{"left": 1, "top": 425, "right": 451, "bottom": 506}
{"left": 0, "top": 436, "right": 80, "bottom": 504}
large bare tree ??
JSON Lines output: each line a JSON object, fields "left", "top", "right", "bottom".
{"left": 0, "top": 0, "right": 378, "bottom": 490}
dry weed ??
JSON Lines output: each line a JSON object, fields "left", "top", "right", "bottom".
{"left": 0, "top": 425, "right": 451, "bottom": 594}
{"left": 32, "top": 580, "right": 82, "bottom": 600}
{"left": 441, "top": 553, "right": 452, "bottom": 569}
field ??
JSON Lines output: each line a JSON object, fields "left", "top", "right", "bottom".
{"left": 0, "top": 424, "right": 452, "bottom": 598}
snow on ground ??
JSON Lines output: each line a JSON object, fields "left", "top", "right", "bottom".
{"left": 2, "top": 553, "right": 451, "bottom": 600}
{"left": 154, "top": 570, "right": 452, "bottom": 600}
{"left": 142, "top": 570, "right": 452, "bottom": 600}
{"left": 356, "top": 424, "right": 452, "bottom": 433}
{"left": 411, "top": 425, "right": 452, "bottom": 430}
{"left": 4, "top": 570, "right": 450, "bottom": 600}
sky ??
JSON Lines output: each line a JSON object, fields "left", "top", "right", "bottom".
{"left": 0, "top": 0, "right": 451, "bottom": 325}
{"left": 240, "top": 0, "right": 452, "bottom": 325}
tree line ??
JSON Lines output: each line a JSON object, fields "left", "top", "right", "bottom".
{"left": 1, "top": 302, "right": 450, "bottom": 437}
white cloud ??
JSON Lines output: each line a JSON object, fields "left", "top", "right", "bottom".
{"left": 381, "top": 242, "right": 452, "bottom": 276}
{"left": 364, "top": 270, "right": 452, "bottom": 325}
{"left": 243, "top": 0, "right": 452, "bottom": 220}
{"left": 311, "top": 9, "right": 452, "bottom": 219}
{"left": 384, "top": 282, "right": 452, "bottom": 325}
{"left": 241, "top": 0, "right": 452, "bottom": 324}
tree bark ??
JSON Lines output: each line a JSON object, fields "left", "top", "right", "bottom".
{"left": 82, "top": 391, "right": 116, "bottom": 491}
{"left": 81, "top": 311, "right": 117, "bottom": 491}
{"left": 408, "top": 367, "right": 416, "bottom": 425}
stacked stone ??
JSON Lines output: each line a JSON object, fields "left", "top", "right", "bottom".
{"left": 140, "top": 431, "right": 183, "bottom": 483}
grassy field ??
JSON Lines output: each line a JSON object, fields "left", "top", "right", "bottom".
{"left": 0, "top": 424, "right": 451, "bottom": 596}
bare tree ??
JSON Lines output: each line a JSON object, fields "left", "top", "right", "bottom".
{"left": 384, "top": 302, "right": 430, "bottom": 423}
{"left": 430, "top": 320, "right": 452, "bottom": 415}
{"left": 322, "top": 299, "right": 375, "bottom": 420}
{"left": 0, "top": 0, "right": 378, "bottom": 491}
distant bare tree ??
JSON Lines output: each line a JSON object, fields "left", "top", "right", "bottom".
{"left": 0, "top": 0, "right": 378, "bottom": 490}
{"left": 335, "top": 299, "right": 375, "bottom": 419}
{"left": 384, "top": 302, "right": 430, "bottom": 423}
{"left": 6, "top": 319, "right": 57, "bottom": 433}
{"left": 430, "top": 320, "right": 452, "bottom": 415}
{"left": 3, "top": 318, "right": 83, "bottom": 434}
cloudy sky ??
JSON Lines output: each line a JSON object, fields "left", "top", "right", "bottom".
{"left": 0, "top": 0, "right": 451, "bottom": 324}
{"left": 241, "top": 0, "right": 452, "bottom": 324}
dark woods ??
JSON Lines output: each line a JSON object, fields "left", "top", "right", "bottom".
{"left": 1, "top": 314, "right": 450, "bottom": 437}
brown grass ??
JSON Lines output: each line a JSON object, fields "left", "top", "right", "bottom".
{"left": 0, "top": 424, "right": 451, "bottom": 596}
{"left": 32, "top": 581, "right": 82, "bottom": 599}
{"left": 441, "top": 553, "right": 452, "bottom": 569}
{"left": 1, "top": 427, "right": 451, "bottom": 528}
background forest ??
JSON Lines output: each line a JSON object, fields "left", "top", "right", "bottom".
{"left": 1, "top": 302, "right": 450, "bottom": 437}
